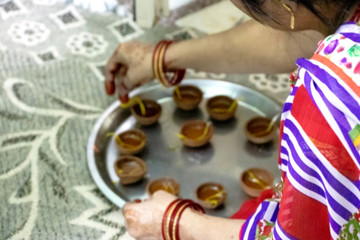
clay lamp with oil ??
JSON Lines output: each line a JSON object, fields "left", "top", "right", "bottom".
{"left": 240, "top": 168, "right": 274, "bottom": 198}
{"left": 206, "top": 95, "right": 238, "bottom": 121}
{"left": 108, "top": 129, "right": 146, "bottom": 155}
{"left": 173, "top": 85, "right": 203, "bottom": 111}
{"left": 121, "top": 96, "right": 161, "bottom": 125}
{"left": 195, "top": 182, "right": 227, "bottom": 209}
{"left": 178, "top": 120, "right": 213, "bottom": 148}
{"left": 244, "top": 115, "right": 278, "bottom": 144}
{"left": 114, "top": 156, "right": 147, "bottom": 185}
{"left": 147, "top": 177, "right": 180, "bottom": 196}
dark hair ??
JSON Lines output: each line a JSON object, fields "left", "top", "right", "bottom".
{"left": 240, "top": 0, "right": 360, "bottom": 33}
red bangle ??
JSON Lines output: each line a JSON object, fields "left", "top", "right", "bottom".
{"left": 152, "top": 40, "right": 186, "bottom": 87}
{"left": 157, "top": 41, "right": 172, "bottom": 87}
{"left": 162, "top": 199, "right": 205, "bottom": 240}
{"left": 175, "top": 202, "right": 205, "bottom": 240}
{"left": 162, "top": 199, "right": 181, "bottom": 240}
{"left": 169, "top": 200, "right": 192, "bottom": 240}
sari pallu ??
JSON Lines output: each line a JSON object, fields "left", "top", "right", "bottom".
{"left": 239, "top": 22, "right": 360, "bottom": 240}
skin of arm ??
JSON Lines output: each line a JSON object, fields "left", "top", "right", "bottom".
{"left": 123, "top": 191, "right": 245, "bottom": 240}
{"left": 179, "top": 209, "right": 245, "bottom": 240}
{"left": 165, "top": 20, "right": 324, "bottom": 74}
{"left": 104, "top": 20, "right": 324, "bottom": 99}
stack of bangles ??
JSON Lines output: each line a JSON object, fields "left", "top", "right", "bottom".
{"left": 162, "top": 199, "right": 205, "bottom": 240}
{"left": 153, "top": 40, "right": 186, "bottom": 87}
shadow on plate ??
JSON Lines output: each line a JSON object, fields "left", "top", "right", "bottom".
{"left": 244, "top": 140, "right": 275, "bottom": 158}
{"left": 180, "top": 143, "right": 214, "bottom": 165}
{"left": 172, "top": 108, "right": 204, "bottom": 126}
{"left": 209, "top": 117, "right": 238, "bottom": 135}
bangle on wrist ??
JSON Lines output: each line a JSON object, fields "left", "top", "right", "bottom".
{"left": 152, "top": 40, "right": 186, "bottom": 87}
{"left": 162, "top": 199, "right": 205, "bottom": 240}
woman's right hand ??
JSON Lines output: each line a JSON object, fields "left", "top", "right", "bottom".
{"left": 104, "top": 41, "right": 155, "bottom": 102}
{"left": 123, "top": 190, "right": 177, "bottom": 240}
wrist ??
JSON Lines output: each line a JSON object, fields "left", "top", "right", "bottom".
{"left": 161, "top": 199, "right": 205, "bottom": 240}
{"left": 164, "top": 41, "right": 187, "bottom": 70}
{"left": 152, "top": 41, "right": 186, "bottom": 87}
{"left": 180, "top": 208, "right": 246, "bottom": 240}
{"left": 179, "top": 208, "right": 206, "bottom": 240}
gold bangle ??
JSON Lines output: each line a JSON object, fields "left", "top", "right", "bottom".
{"left": 158, "top": 43, "right": 170, "bottom": 87}
{"left": 153, "top": 43, "right": 163, "bottom": 85}
{"left": 172, "top": 202, "right": 190, "bottom": 240}
{"left": 165, "top": 201, "right": 179, "bottom": 240}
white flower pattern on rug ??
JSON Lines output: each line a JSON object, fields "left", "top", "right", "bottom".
{"left": 8, "top": 20, "right": 50, "bottom": 47}
{"left": 66, "top": 31, "right": 108, "bottom": 58}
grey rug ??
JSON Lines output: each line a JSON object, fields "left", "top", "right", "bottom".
{"left": 0, "top": 1, "right": 150, "bottom": 239}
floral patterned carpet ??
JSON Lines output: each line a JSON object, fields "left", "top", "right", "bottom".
{"left": 0, "top": 1, "right": 289, "bottom": 239}
{"left": 0, "top": 1, "right": 148, "bottom": 239}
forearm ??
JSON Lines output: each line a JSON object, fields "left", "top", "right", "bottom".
{"left": 179, "top": 209, "right": 245, "bottom": 240}
{"left": 165, "top": 20, "right": 324, "bottom": 74}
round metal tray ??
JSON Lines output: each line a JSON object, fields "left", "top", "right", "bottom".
{"left": 87, "top": 79, "right": 282, "bottom": 217}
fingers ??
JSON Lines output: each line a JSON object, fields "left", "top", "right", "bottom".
{"left": 123, "top": 203, "right": 142, "bottom": 237}
{"left": 105, "top": 54, "right": 130, "bottom": 103}
{"left": 104, "top": 47, "right": 126, "bottom": 95}
{"left": 104, "top": 42, "right": 153, "bottom": 102}
{"left": 104, "top": 56, "right": 119, "bottom": 96}
{"left": 104, "top": 79, "right": 115, "bottom": 96}
{"left": 117, "top": 76, "right": 130, "bottom": 103}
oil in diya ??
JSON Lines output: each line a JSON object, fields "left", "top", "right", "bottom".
{"left": 240, "top": 168, "right": 274, "bottom": 198}
{"left": 146, "top": 177, "right": 180, "bottom": 196}
{"left": 195, "top": 182, "right": 227, "bottom": 209}
{"left": 178, "top": 120, "right": 213, "bottom": 148}
{"left": 173, "top": 85, "right": 203, "bottom": 111}
{"left": 114, "top": 156, "right": 147, "bottom": 185}
{"left": 128, "top": 98, "right": 162, "bottom": 125}
{"left": 206, "top": 95, "right": 238, "bottom": 121}
{"left": 113, "top": 129, "right": 147, "bottom": 155}
{"left": 244, "top": 116, "right": 276, "bottom": 144}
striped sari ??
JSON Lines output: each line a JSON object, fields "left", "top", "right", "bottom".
{"left": 240, "top": 22, "right": 360, "bottom": 240}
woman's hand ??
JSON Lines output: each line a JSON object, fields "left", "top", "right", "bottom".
{"left": 123, "top": 190, "right": 176, "bottom": 240}
{"left": 123, "top": 190, "right": 245, "bottom": 240}
{"left": 104, "top": 41, "right": 155, "bottom": 102}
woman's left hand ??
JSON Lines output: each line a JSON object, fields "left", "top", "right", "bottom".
{"left": 123, "top": 190, "right": 177, "bottom": 240}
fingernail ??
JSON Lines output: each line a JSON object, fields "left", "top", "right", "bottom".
{"left": 105, "top": 80, "right": 115, "bottom": 95}
{"left": 119, "top": 95, "right": 129, "bottom": 103}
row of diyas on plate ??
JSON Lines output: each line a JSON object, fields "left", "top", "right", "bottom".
{"left": 114, "top": 155, "right": 274, "bottom": 209}
{"left": 111, "top": 84, "right": 276, "bottom": 209}
{"left": 121, "top": 84, "right": 277, "bottom": 149}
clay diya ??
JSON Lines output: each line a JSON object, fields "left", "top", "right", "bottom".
{"left": 130, "top": 99, "right": 162, "bottom": 125}
{"left": 244, "top": 116, "right": 276, "bottom": 144}
{"left": 206, "top": 95, "right": 238, "bottom": 121}
{"left": 114, "top": 156, "right": 147, "bottom": 185}
{"left": 240, "top": 168, "right": 274, "bottom": 198}
{"left": 147, "top": 177, "right": 180, "bottom": 196}
{"left": 173, "top": 85, "right": 203, "bottom": 111}
{"left": 114, "top": 129, "right": 147, "bottom": 155}
{"left": 195, "top": 182, "right": 227, "bottom": 209}
{"left": 178, "top": 120, "right": 213, "bottom": 148}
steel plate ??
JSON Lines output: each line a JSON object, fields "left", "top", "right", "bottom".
{"left": 87, "top": 79, "right": 282, "bottom": 217}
